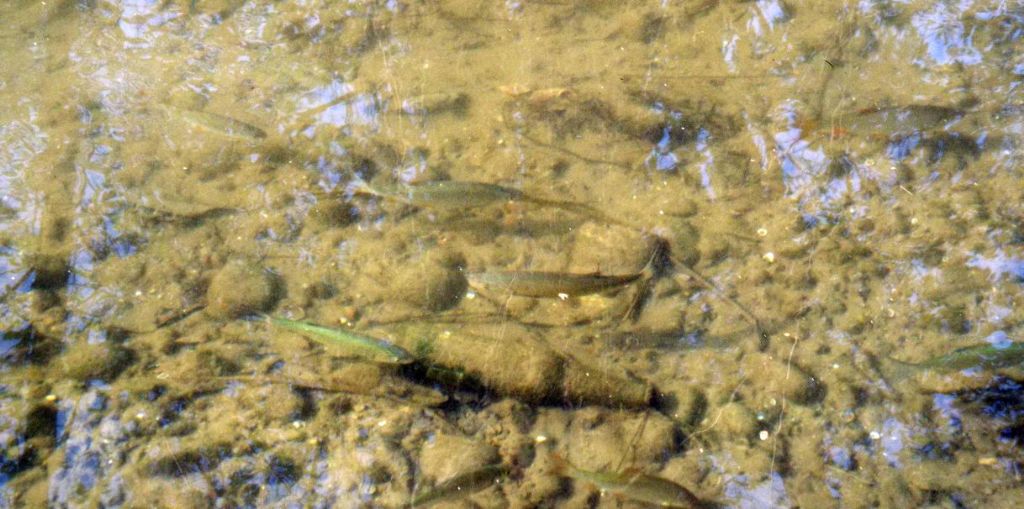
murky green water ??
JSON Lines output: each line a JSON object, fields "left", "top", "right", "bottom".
{"left": 2, "top": 0, "right": 1023, "bottom": 507}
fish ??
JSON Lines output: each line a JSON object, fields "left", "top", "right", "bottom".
{"left": 879, "top": 339, "right": 1024, "bottom": 383}
{"left": 550, "top": 454, "right": 704, "bottom": 508}
{"left": 466, "top": 270, "right": 643, "bottom": 298}
{"left": 349, "top": 177, "right": 623, "bottom": 223}
{"left": 158, "top": 104, "right": 267, "bottom": 141}
{"left": 398, "top": 92, "right": 469, "bottom": 116}
{"left": 409, "top": 464, "right": 511, "bottom": 507}
{"left": 468, "top": 239, "right": 665, "bottom": 299}
{"left": 264, "top": 315, "right": 413, "bottom": 365}
{"left": 823, "top": 105, "right": 964, "bottom": 139}
{"left": 351, "top": 177, "right": 525, "bottom": 209}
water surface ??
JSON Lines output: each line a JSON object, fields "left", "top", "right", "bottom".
{"left": 1, "top": 0, "right": 1023, "bottom": 507}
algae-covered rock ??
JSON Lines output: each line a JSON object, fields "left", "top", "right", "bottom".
{"left": 58, "top": 340, "right": 132, "bottom": 382}
{"left": 714, "top": 402, "right": 758, "bottom": 439}
{"left": 418, "top": 433, "right": 499, "bottom": 483}
{"left": 514, "top": 452, "right": 566, "bottom": 507}
{"left": 559, "top": 354, "right": 652, "bottom": 408}
{"left": 389, "top": 250, "right": 467, "bottom": 312}
{"left": 238, "top": 383, "right": 305, "bottom": 424}
{"left": 309, "top": 196, "right": 357, "bottom": 227}
{"left": 657, "top": 383, "right": 706, "bottom": 426}
{"left": 206, "top": 260, "right": 279, "bottom": 319}
{"left": 564, "top": 409, "right": 676, "bottom": 469}
{"left": 741, "top": 354, "right": 819, "bottom": 405}
{"left": 146, "top": 443, "right": 232, "bottom": 477}
{"left": 427, "top": 330, "right": 562, "bottom": 402}
{"left": 383, "top": 322, "right": 654, "bottom": 407}
{"left": 570, "top": 222, "right": 655, "bottom": 274}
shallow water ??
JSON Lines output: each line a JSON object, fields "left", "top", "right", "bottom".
{"left": 1, "top": 0, "right": 1023, "bottom": 507}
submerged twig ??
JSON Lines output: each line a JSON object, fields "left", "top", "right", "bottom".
{"left": 667, "top": 253, "right": 768, "bottom": 349}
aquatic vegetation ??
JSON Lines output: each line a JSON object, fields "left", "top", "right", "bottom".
{"left": 410, "top": 463, "right": 510, "bottom": 507}
{"left": 265, "top": 316, "right": 414, "bottom": 364}
{"left": 551, "top": 454, "right": 705, "bottom": 508}
{"left": 207, "top": 260, "right": 279, "bottom": 319}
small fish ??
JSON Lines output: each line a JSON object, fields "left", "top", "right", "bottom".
{"left": 469, "top": 240, "right": 664, "bottom": 299}
{"left": 159, "top": 104, "right": 267, "bottom": 141}
{"left": 879, "top": 340, "right": 1024, "bottom": 382}
{"left": 410, "top": 464, "right": 511, "bottom": 507}
{"left": 551, "top": 454, "right": 704, "bottom": 508}
{"left": 825, "top": 105, "right": 963, "bottom": 139}
{"left": 351, "top": 177, "right": 524, "bottom": 209}
{"left": 467, "top": 270, "right": 643, "bottom": 298}
{"left": 398, "top": 92, "right": 469, "bottom": 116}
{"left": 265, "top": 315, "right": 413, "bottom": 364}
{"left": 349, "top": 177, "right": 622, "bottom": 223}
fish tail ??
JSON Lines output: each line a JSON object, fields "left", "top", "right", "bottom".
{"left": 865, "top": 351, "right": 916, "bottom": 385}
{"left": 346, "top": 175, "right": 375, "bottom": 197}
{"left": 624, "top": 240, "right": 665, "bottom": 323}
{"left": 641, "top": 235, "right": 671, "bottom": 278}
{"left": 882, "top": 357, "right": 918, "bottom": 384}
{"left": 263, "top": 314, "right": 292, "bottom": 329}
{"left": 623, "top": 274, "right": 654, "bottom": 323}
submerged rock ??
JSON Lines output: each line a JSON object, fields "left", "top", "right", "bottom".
{"left": 206, "top": 260, "right": 279, "bottom": 319}
{"left": 418, "top": 433, "right": 499, "bottom": 483}
{"left": 58, "top": 339, "right": 132, "bottom": 383}
{"left": 741, "top": 354, "right": 819, "bottom": 405}
{"left": 388, "top": 250, "right": 467, "bottom": 312}
{"left": 387, "top": 323, "right": 652, "bottom": 408}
